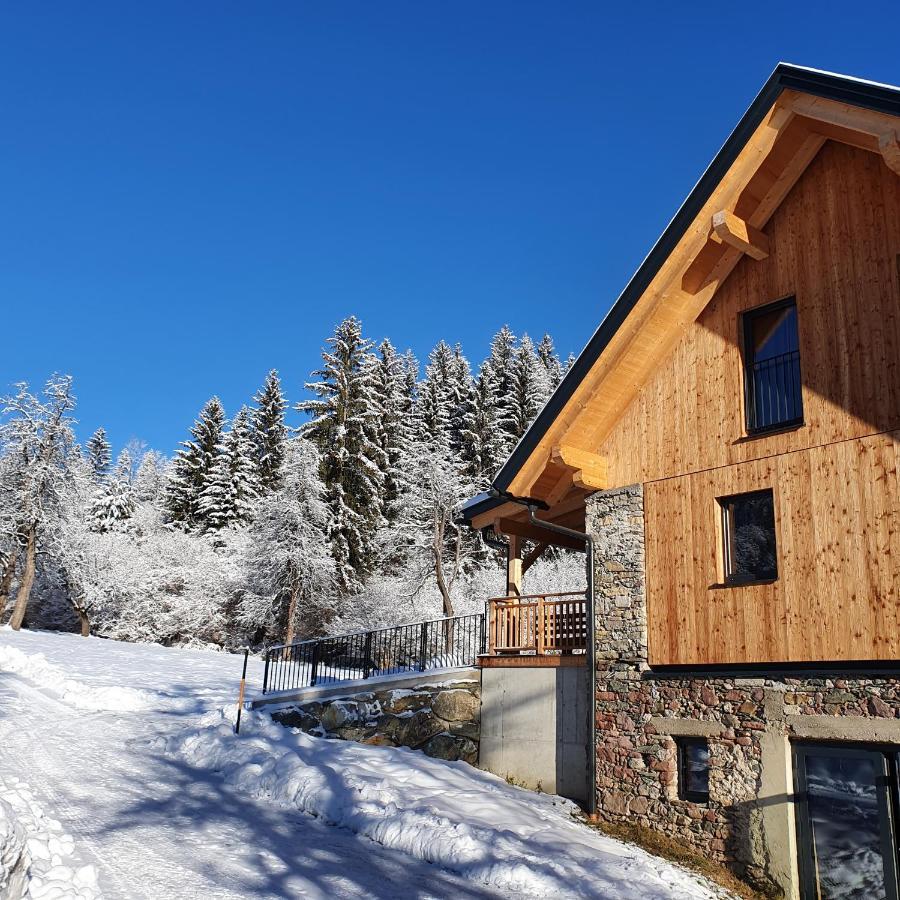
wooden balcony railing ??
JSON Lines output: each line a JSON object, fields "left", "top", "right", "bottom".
{"left": 486, "top": 591, "right": 587, "bottom": 656}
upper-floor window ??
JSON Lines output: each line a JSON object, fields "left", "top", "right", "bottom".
{"left": 720, "top": 489, "right": 778, "bottom": 584}
{"left": 742, "top": 297, "right": 803, "bottom": 433}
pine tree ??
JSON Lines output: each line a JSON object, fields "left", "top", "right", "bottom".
{"left": 164, "top": 397, "right": 226, "bottom": 530}
{"left": 486, "top": 325, "right": 518, "bottom": 450}
{"left": 298, "top": 317, "right": 386, "bottom": 592}
{"left": 509, "top": 334, "right": 551, "bottom": 440}
{"left": 417, "top": 341, "right": 457, "bottom": 448}
{"left": 369, "top": 339, "right": 411, "bottom": 525}
{"left": 89, "top": 469, "right": 136, "bottom": 533}
{"left": 448, "top": 344, "right": 474, "bottom": 458}
{"left": 199, "top": 407, "right": 260, "bottom": 530}
{"left": 252, "top": 370, "right": 288, "bottom": 494}
{"left": 459, "top": 359, "right": 504, "bottom": 484}
{"left": 86, "top": 427, "right": 112, "bottom": 481}
{"left": 537, "top": 333, "right": 563, "bottom": 389}
{"left": 133, "top": 450, "right": 167, "bottom": 502}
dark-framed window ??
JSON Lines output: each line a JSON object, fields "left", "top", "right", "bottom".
{"left": 742, "top": 297, "right": 803, "bottom": 433}
{"left": 677, "top": 738, "right": 710, "bottom": 803}
{"left": 793, "top": 742, "right": 900, "bottom": 900}
{"left": 720, "top": 489, "right": 778, "bottom": 584}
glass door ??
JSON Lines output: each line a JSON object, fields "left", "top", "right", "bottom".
{"left": 794, "top": 743, "right": 900, "bottom": 900}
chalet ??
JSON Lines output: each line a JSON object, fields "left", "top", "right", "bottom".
{"left": 461, "top": 64, "right": 900, "bottom": 898}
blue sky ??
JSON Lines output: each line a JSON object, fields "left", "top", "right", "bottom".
{"left": 2, "top": 2, "right": 898, "bottom": 455}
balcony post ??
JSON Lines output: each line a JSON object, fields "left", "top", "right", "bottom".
{"left": 506, "top": 534, "right": 522, "bottom": 597}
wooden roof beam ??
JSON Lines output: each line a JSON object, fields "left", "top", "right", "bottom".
{"left": 550, "top": 444, "right": 607, "bottom": 491}
{"left": 879, "top": 131, "right": 900, "bottom": 176}
{"left": 493, "top": 517, "right": 585, "bottom": 552}
{"left": 711, "top": 210, "right": 769, "bottom": 260}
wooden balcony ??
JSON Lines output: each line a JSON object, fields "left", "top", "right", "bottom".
{"left": 485, "top": 591, "right": 587, "bottom": 665}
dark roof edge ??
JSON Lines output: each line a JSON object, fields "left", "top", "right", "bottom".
{"left": 492, "top": 63, "right": 900, "bottom": 494}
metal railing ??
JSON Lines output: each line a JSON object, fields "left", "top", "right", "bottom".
{"left": 746, "top": 349, "right": 803, "bottom": 432}
{"left": 262, "top": 612, "right": 485, "bottom": 695}
{"left": 487, "top": 591, "right": 587, "bottom": 655}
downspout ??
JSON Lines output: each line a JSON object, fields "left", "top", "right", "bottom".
{"left": 490, "top": 488, "right": 597, "bottom": 818}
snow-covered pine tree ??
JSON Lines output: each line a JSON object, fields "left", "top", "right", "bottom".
{"left": 369, "top": 339, "right": 411, "bottom": 525}
{"left": 417, "top": 341, "right": 456, "bottom": 448}
{"left": 133, "top": 450, "right": 168, "bottom": 502}
{"left": 242, "top": 438, "right": 336, "bottom": 646}
{"left": 509, "top": 334, "right": 551, "bottom": 441}
{"left": 537, "top": 333, "right": 563, "bottom": 390}
{"left": 459, "top": 359, "right": 504, "bottom": 485}
{"left": 448, "top": 345, "right": 474, "bottom": 459}
{"left": 198, "top": 406, "right": 260, "bottom": 530}
{"left": 252, "top": 370, "right": 288, "bottom": 494}
{"left": 298, "top": 316, "right": 386, "bottom": 592}
{"left": 88, "top": 466, "right": 136, "bottom": 533}
{"left": 486, "top": 325, "right": 518, "bottom": 450}
{"left": 164, "top": 396, "right": 226, "bottom": 530}
{"left": 86, "top": 427, "right": 112, "bottom": 481}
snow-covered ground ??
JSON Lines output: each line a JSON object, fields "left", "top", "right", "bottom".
{"left": 0, "top": 629, "right": 731, "bottom": 899}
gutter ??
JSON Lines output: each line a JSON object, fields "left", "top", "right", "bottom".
{"left": 490, "top": 488, "right": 598, "bottom": 818}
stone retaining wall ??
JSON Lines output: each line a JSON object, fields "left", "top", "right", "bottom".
{"left": 270, "top": 677, "right": 481, "bottom": 764}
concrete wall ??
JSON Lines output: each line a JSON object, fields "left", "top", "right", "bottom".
{"left": 479, "top": 663, "right": 589, "bottom": 803}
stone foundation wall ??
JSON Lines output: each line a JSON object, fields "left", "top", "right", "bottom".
{"left": 270, "top": 678, "right": 480, "bottom": 764}
{"left": 586, "top": 484, "right": 900, "bottom": 895}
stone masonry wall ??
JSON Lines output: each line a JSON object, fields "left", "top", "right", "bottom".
{"left": 270, "top": 678, "right": 480, "bottom": 764}
{"left": 586, "top": 484, "right": 900, "bottom": 895}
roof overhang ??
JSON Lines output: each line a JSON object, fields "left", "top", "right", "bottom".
{"left": 477, "top": 63, "right": 900, "bottom": 517}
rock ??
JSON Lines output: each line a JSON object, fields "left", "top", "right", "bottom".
{"left": 432, "top": 689, "right": 480, "bottom": 723}
{"left": 423, "top": 733, "right": 460, "bottom": 761}
{"left": 869, "top": 695, "right": 894, "bottom": 718}
{"left": 395, "top": 710, "right": 445, "bottom": 748}
{"left": 377, "top": 691, "right": 432, "bottom": 715}
{"left": 320, "top": 701, "right": 362, "bottom": 732}
{"left": 361, "top": 733, "right": 395, "bottom": 747}
{"left": 447, "top": 720, "right": 480, "bottom": 740}
{"left": 272, "top": 708, "right": 320, "bottom": 733}
{"left": 331, "top": 725, "right": 368, "bottom": 742}
{"left": 455, "top": 737, "right": 478, "bottom": 765}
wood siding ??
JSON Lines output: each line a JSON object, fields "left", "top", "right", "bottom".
{"left": 646, "top": 431, "right": 900, "bottom": 665}
{"left": 599, "top": 142, "right": 900, "bottom": 487}
{"left": 598, "top": 142, "right": 900, "bottom": 665}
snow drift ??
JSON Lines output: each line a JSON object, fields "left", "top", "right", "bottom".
{"left": 0, "top": 643, "right": 153, "bottom": 712}
{"left": 0, "top": 777, "right": 100, "bottom": 900}
{"left": 156, "top": 707, "right": 727, "bottom": 900}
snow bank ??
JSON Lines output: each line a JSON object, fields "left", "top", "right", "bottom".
{"left": 0, "top": 644, "right": 153, "bottom": 712}
{"left": 156, "top": 708, "right": 728, "bottom": 900}
{"left": 0, "top": 777, "right": 100, "bottom": 900}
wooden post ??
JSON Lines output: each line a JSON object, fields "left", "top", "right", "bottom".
{"left": 506, "top": 534, "right": 522, "bottom": 597}
{"left": 536, "top": 594, "right": 545, "bottom": 656}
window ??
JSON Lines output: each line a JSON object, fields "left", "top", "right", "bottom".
{"left": 720, "top": 489, "right": 778, "bottom": 584}
{"left": 743, "top": 297, "right": 803, "bottom": 433}
{"left": 677, "top": 738, "right": 710, "bottom": 803}
{"left": 794, "top": 743, "right": 900, "bottom": 900}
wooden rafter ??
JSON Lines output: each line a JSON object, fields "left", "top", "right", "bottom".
{"left": 522, "top": 542, "right": 549, "bottom": 574}
{"left": 879, "top": 130, "right": 900, "bottom": 176}
{"left": 711, "top": 210, "right": 769, "bottom": 260}
{"left": 550, "top": 444, "right": 607, "bottom": 491}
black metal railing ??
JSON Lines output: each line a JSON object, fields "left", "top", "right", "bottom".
{"left": 261, "top": 612, "right": 485, "bottom": 695}
{"left": 746, "top": 349, "right": 803, "bottom": 432}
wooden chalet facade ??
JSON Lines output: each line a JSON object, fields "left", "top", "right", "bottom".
{"left": 462, "top": 65, "right": 900, "bottom": 898}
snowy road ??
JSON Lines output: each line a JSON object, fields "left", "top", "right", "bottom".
{"left": 0, "top": 629, "right": 729, "bottom": 899}
{"left": 0, "top": 630, "right": 504, "bottom": 899}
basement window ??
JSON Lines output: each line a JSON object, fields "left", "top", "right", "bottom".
{"left": 742, "top": 297, "right": 803, "bottom": 433}
{"left": 720, "top": 489, "right": 778, "bottom": 585}
{"left": 677, "top": 738, "right": 710, "bottom": 803}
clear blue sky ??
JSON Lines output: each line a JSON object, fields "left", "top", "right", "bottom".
{"left": 2, "top": 2, "right": 898, "bottom": 456}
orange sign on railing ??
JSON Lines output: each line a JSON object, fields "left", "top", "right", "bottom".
{"left": 486, "top": 591, "right": 587, "bottom": 656}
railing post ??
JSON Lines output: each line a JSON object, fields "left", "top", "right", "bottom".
{"left": 536, "top": 595, "right": 545, "bottom": 655}
{"left": 262, "top": 652, "right": 270, "bottom": 695}
{"left": 310, "top": 641, "right": 321, "bottom": 687}
{"left": 418, "top": 620, "right": 428, "bottom": 671}
{"left": 363, "top": 631, "right": 373, "bottom": 679}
